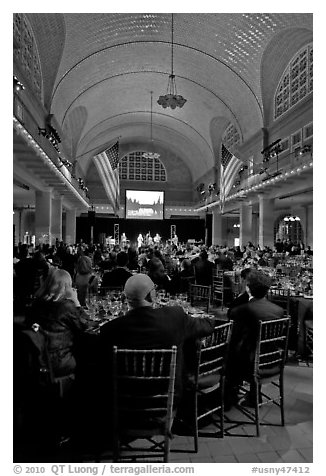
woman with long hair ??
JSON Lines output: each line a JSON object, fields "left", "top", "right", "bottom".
{"left": 32, "top": 268, "right": 88, "bottom": 378}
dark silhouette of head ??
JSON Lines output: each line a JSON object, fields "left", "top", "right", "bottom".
{"left": 246, "top": 270, "right": 272, "bottom": 298}
{"left": 117, "top": 251, "right": 129, "bottom": 267}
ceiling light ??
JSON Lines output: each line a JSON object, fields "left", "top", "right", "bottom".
{"left": 157, "top": 14, "right": 186, "bottom": 109}
{"left": 143, "top": 91, "right": 160, "bottom": 160}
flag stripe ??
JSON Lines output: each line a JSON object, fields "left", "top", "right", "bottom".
{"left": 220, "top": 144, "right": 242, "bottom": 212}
{"left": 94, "top": 142, "right": 120, "bottom": 213}
{"left": 96, "top": 155, "right": 117, "bottom": 204}
{"left": 95, "top": 157, "right": 117, "bottom": 206}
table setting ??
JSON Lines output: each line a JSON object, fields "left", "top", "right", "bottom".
{"left": 83, "top": 291, "right": 129, "bottom": 333}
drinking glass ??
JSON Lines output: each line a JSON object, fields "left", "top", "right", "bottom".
{"left": 103, "top": 298, "right": 112, "bottom": 319}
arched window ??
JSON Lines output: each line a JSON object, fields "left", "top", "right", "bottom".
{"left": 274, "top": 43, "right": 313, "bottom": 120}
{"left": 119, "top": 151, "right": 167, "bottom": 182}
{"left": 221, "top": 123, "right": 241, "bottom": 152}
{"left": 13, "top": 13, "right": 43, "bottom": 101}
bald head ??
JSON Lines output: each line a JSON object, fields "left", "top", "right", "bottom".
{"left": 124, "top": 273, "right": 155, "bottom": 308}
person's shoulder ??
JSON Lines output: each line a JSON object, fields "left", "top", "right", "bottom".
{"left": 248, "top": 297, "right": 283, "bottom": 315}
{"left": 57, "top": 298, "right": 78, "bottom": 312}
{"left": 101, "top": 310, "right": 131, "bottom": 333}
{"left": 153, "top": 305, "right": 185, "bottom": 319}
{"left": 164, "top": 305, "right": 185, "bottom": 314}
{"left": 267, "top": 299, "right": 285, "bottom": 314}
{"left": 229, "top": 301, "right": 250, "bottom": 317}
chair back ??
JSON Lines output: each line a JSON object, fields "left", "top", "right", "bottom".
{"left": 304, "top": 320, "right": 313, "bottom": 363}
{"left": 268, "top": 288, "right": 290, "bottom": 298}
{"left": 196, "top": 321, "right": 233, "bottom": 388}
{"left": 212, "top": 275, "right": 224, "bottom": 307}
{"left": 267, "top": 289, "right": 290, "bottom": 315}
{"left": 212, "top": 268, "right": 224, "bottom": 278}
{"left": 254, "top": 317, "right": 290, "bottom": 380}
{"left": 112, "top": 346, "right": 177, "bottom": 462}
{"left": 189, "top": 284, "right": 211, "bottom": 312}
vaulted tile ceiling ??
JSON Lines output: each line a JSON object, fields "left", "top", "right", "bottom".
{"left": 26, "top": 13, "right": 312, "bottom": 183}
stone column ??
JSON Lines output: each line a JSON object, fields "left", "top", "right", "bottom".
{"left": 212, "top": 210, "right": 223, "bottom": 245}
{"left": 51, "top": 196, "right": 63, "bottom": 244}
{"left": 251, "top": 212, "right": 259, "bottom": 247}
{"left": 35, "top": 191, "right": 52, "bottom": 245}
{"left": 240, "top": 202, "right": 252, "bottom": 248}
{"left": 258, "top": 195, "right": 275, "bottom": 248}
{"left": 65, "top": 208, "right": 77, "bottom": 245}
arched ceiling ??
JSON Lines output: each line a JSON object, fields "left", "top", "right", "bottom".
{"left": 25, "top": 12, "right": 312, "bottom": 183}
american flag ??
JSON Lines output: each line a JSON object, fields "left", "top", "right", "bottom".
{"left": 94, "top": 141, "right": 120, "bottom": 214}
{"left": 220, "top": 144, "right": 242, "bottom": 212}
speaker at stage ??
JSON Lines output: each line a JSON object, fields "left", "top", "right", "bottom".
{"left": 88, "top": 210, "right": 96, "bottom": 226}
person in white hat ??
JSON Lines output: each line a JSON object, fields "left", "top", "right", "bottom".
{"left": 100, "top": 273, "right": 215, "bottom": 400}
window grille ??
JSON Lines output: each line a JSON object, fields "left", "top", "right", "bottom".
{"left": 274, "top": 43, "right": 313, "bottom": 120}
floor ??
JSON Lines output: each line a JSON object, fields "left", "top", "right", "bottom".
{"left": 14, "top": 360, "right": 312, "bottom": 464}
{"left": 85, "top": 361, "right": 313, "bottom": 464}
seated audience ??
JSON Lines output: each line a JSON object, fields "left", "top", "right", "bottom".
{"left": 306, "top": 246, "right": 313, "bottom": 256}
{"left": 30, "top": 250, "right": 50, "bottom": 294}
{"left": 215, "top": 251, "right": 234, "bottom": 271}
{"left": 274, "top": 239, "right": 284, "bottom": 253}
{"left": 225, "top": 269, "right": 284, "bottom": 409}
{"left": 227, "top": 267, "right": 252, "bottom": 317}
{"left": 101, "top": 251, "right": 132, "bottom": 288}
{"left": 93, "top": 246, "right": 104, "bottom": 267}
{"left": 30, "top": 268, "right": 88, "bottom": 379}
{"left": 193, "top": 250, "right": 214, "bottom": 286}
{"left": 74, "top": 255, "right": 98, "bottom": 306}
{"left": 22, "top": 269, "right": 90, "bottom": 446}
{"left": 99, "top": 251, "right": 117, "bottom": 271}
{"left": 153, "top": 246, "right": 166, "bottom": 267}
{"left": 172, "top": 258, "right": 195, "bottom": 294}
{"left": 100, "top": 273, "right": 215, "bottom": 400}
{"left": 14, "top": 244, "right": 35, "bottom": 306}
{"left": 148, "top": 257, "right": 173, "bottom": 294}
{"left": 61, "top": 246, "right": 76, "bottom": 279}
{"left": 127, "top": 243, "right": 139, "bottom": 270}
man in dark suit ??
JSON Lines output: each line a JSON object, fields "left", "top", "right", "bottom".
{"left": 101, "top": 251, "right": 132, "bottom": 288}
{"left": 225, "top": 269, "right": 284, "bottom": 409}
{"left": 100, "top": 273, "right": 215, "bottom": 400}
{"left": 193, "top": 250, "right": 214, "bottom": 286}
{"left": 227, "top": 267, "right": 252, "bottom": 317}
{"left": 148, "top": 258, "right": 173, "bottom": 294}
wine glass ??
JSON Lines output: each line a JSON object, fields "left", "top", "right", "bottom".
{"left": 103, "top": 298, "right": 112, "bottom": 319}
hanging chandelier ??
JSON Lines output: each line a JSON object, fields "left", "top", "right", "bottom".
{"left": 157, "top": 14, "right": 187, "bottom": 110}
{"left": 143, "top": 91, "right": 160, "bottom": 159}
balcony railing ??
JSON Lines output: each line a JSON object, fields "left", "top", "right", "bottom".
{"left": 13, "top": 94, "right": 89, "bottom": 203}
{"left": 231, "top": 147, "right": 313, "bottom": 194}
{"left": 196, "top": 147, "right": 313, "bottom": 209}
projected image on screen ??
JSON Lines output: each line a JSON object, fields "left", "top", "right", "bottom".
{"left": 125, "top": 190, "right": 164, "bottom": 220}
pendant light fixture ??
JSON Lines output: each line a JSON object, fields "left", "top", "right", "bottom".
{"left": 157, "top": 13, "right": 187, "bottom": 109}
{"left": 143, "top": 91, "right": 160, "bottom": 159}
